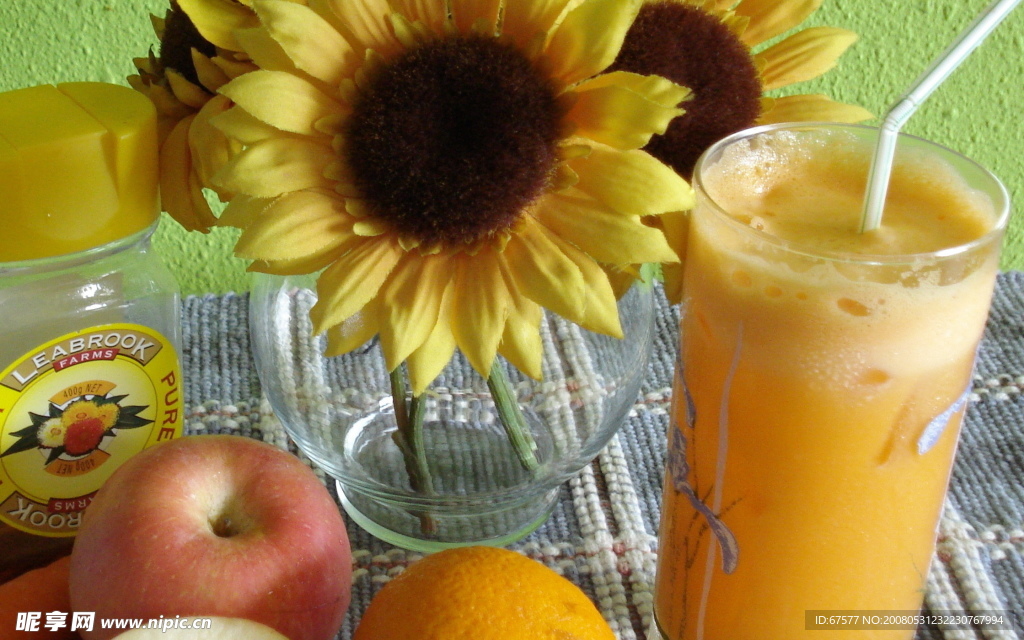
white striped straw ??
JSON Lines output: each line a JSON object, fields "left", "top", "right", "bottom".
{"left": 860, "top": 0, "right": 1022, "bottom": 233}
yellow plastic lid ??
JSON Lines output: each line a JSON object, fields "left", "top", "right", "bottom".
{"left": 0, "top": 82, "right": 159, "bottom": 263}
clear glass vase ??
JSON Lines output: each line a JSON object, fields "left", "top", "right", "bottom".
{"left": 250, "top": 272, "right": 655, "bottom": 551}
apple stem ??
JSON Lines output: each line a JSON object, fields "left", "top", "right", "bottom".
{"left": 487, "top": 363, "right": 540, "bottom": 473}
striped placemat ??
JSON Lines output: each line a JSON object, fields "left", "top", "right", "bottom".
{"left": 180, "top": 273, "right": 1024, "bottom": 639}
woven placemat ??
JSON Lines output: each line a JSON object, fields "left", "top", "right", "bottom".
{"left": 180, "top": 274, "right": 1024, "bottom": 640}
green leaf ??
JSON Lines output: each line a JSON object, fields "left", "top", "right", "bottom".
{"left": 116, "top": 415, "right": 155, "bottom": 429}
{"left": 45, "top": 447, "right": 65, "bottom": 465}
{"left": 119, "top": 405, "right": 148, "bottom": 417}
{"left": 116, "top": 405, "right": 154, "bottom": 429}
{"left": 9, "top": 423, "right": 40, "bottom": 438}
{"left": 1, "top": 435, "right": 39, "bottom": 458}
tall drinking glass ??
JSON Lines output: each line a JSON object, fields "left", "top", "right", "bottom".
{"left": 653, "top": 122, "right": 1010, "bottom": 639}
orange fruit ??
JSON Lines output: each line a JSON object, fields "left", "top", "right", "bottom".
{"left": 0, "top": 555, "right": 78, "bottom": 639}
{"left": 353, "top": 546, "right": 615, "bottom": 640}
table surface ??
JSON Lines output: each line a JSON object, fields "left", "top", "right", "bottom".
{"left": 181, "top": 273, "right": 1024, "bottom": 640}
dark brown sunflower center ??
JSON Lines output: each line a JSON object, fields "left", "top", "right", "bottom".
{"left": 343, "top": 35, "right": 564, "bottom": 248}
{"left": 160, "top": 1, "right": 217, "bottom": 89}
{"left": 608, "top": 1, "right": 763, "bottom": 178}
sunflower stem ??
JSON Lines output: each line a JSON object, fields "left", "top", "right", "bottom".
{"left": 487, "top": 364, "right": 540, "bottom": 473}
{"left": 389, "top": 367, "right": 409, "bottom": 429}
{"left": 389, "top": 367, "right": 437, "bottom": 536}
{"left": 406, "top": 394, "right": 433, "bottom": 495}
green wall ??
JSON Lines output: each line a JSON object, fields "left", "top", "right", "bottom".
{"left": 2, "top": 0, "right": 1023, "bottom": 294}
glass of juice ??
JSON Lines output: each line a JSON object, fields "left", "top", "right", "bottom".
{"left": 652, "top": 122, "right": 1009, "bottom": 640}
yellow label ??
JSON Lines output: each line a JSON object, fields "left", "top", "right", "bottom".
{"left": 0, "top": 323, "right": 182, "bottom": 537}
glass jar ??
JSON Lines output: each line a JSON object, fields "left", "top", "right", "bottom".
{"left": 0, "top": 82, "right": 183, "bottom": 581}
{"left": 251, "top": 272, "right": 655, "bottom": 551}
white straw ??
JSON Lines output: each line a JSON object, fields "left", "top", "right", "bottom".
{"left": 860, "top": 0, "right": 1022, "bottom": 233}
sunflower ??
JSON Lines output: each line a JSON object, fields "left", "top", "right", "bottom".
{"left": 608, "top": 0, "right": 872, "bottom": 302}
{"left": 129, "top": 0, "right": 257, "bottom": 231}
{"left": 203, "top": 0, "right": 693, "bottom": 393}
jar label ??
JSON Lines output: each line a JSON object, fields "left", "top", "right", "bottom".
{"left": 0, "top": 323, "right": 182, "bottom": 537}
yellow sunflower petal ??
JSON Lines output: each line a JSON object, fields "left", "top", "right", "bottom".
{"left": 134, "top": 51, "right": 158, "bottom": 75}
{"left": 450, "top": 0, "right": 501, "bottom": 34}
{"left": 234, "top": 26, "right": 299, "bottom": 73}
{"left": 757, "top": 93, "right": 873, "bottom": 124}
{"left": 388, "top": 12, "right": 434, "bottom": 49}
{"left": 218, "top": 194, "right": 275, "bottom": 229}
{"left": 211, "top": 53, "right": 258, "bottom": 79}
{"left": 212, "top": 137, "right": 335, "bottom": 197}
{"left": 659, "top": 209, "right": 689, "bottom": 259}
{"left": 183, "top": 170, "right": 219, "bottom": 233}
{"left": 210, "top": 105, "right": 285, "bottom": 145}
{"left": 567, "top": 82, "right": 684, "bottom": 150}
{"left": 323, "top": 160, "right": 361, "bottom": 197}
{"left": 390, "top": 0, "right": 448, "bottom": 35}
{"left": 325, "top": 298, "right": 381, "bottom": 357}
{"left": 657, "top": 209, "right": 689, "bottom": 305}
{"left": 150, "top": 14, "right": 166, "bottom": 39}
{"left": 249, "top": 247, "right": 349, "bottom": 275}
{"left": 760, "top": 27, "right": 858, "bottom": 91}
{"left": 234, "top": 190, "right": 354, "bottom": 260}
{"left": 573, "top": 70, "right": 690, "bottom": 109}
{"left": 536, "top": 189, "right": 679, "bottom": 266}
{"left": 353, "top": 219, "right": 390, "bottom": 237}
{"left": 734, "top": 0, "right": 822, "bottom": 46}
{"left": 188, "top": 95, "right": 235, "bottom": 191}
{"left": 722, "top": 12, "right": 750, "bottom": 40}
{"left": 496, "top": 269, "right": 544, "bottom": 381}
{"left": 165, "top": 69, "right": 210, "bottom": 110}
{"left": 406, "top": 282, "right": 458, "bottom": 394}
{"left": 219, "top": 70, "right": 342, "bottom": 136}
{"left": 551, "top": 162, "right": 579, "bottom": 190}
{"left": 311, "top": 237, "right": 404, "bottom": 333}
{"left": 568, "top": 143, "right": 693, "bottom": 215}
{"left": 254, "top": 0, "right": 359, "bottom": 86}
{"left": 345, "top": 199, "right": 373, "bottom": 218}
{"left": 501, "top": 0, "right": 573, "bottom": 47}
{"left": 310, "top": 0, "right": 402, "bottom": 58}
{"left": 504, "top": 218, "right": 585, "bottom": 327}
{"left": 178, "top": 0, "right": 258, "bottom": 51}
{"left": 452, "top": 249, "right": 511, "bottom": 378}
{"left": 545, "top": 226, "right": 622, "bottom": 337}
{"left": 378, "top": 254, "right": 453, "bottom": 371}
{"left": 160, "top": 116, "right": 216, "bottom": 232}
{"left": 603, "top": 264, "right": 639, "bottom": 299}
{"left": 142, "top": 82, "right": 192, "bottom": 122}
{"left": 544, "top": 0, "right": 640, "bottom": 85}
{"left": 192, "top": 50, "right": 231, "bottom": 92}
{"left": 127, "top": 73, "right": 147, "bottom": 93}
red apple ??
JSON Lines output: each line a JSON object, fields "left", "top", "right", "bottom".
{"left": 68, "top": 435, "right": 351, "bottom": 640}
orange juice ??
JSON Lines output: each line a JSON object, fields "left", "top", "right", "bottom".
{"left": 653, "top": 124, "right": 1008, "bottom": 640}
